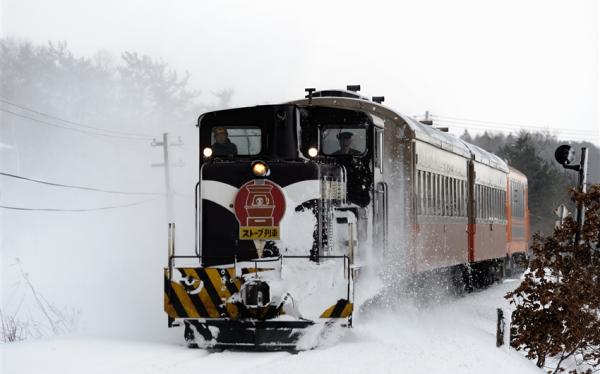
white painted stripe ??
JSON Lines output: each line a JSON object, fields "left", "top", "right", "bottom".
{"left": 202, "top": 180, "right": 238, "bottom": 214}
{"left": 283, "top": 180, "right": 320, "bottom": 206}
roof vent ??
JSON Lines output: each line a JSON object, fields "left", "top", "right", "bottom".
{"left": 372, "top": 96, "right": 385, "bottom": 104}
{"left": 307, "top": 89, "right": 369, "bottom": 101}
{"left": 346, "top": 84, "right": 361, "bottom": 92}
{"left": 419, "top": 110, "right": 433, "bottom": 126}
{"left": 305, "top": 88, "right": 316, "bottom": 104}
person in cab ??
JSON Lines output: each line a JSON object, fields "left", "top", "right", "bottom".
{"left": 333, "top": 132, "right": 362, "bottom": 156}
{"left": 212, "top": 127, "right": 238, "bottom": 156}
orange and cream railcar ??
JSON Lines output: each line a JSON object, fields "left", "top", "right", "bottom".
{"left": 506, "top": 167, "right": 530, "bottom": 269}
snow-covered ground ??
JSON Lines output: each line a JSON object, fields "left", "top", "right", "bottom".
{"left": 2, "top": 279, "right": 541, "bottom": 374}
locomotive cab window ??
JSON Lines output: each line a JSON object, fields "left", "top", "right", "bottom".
{"left": 211, "top": 126, "right": 261, "bottom": 156}
{"left": 321, "top": 127, "right": 367, "bottom": 156}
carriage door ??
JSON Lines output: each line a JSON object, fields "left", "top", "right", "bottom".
{"left": 374, "top": 182, "right": 388, "bottom": 251}
{"left": 332, "top": 210, "right": 358, "bottom": 261}
{"left": 373, "top": 127, "right": 387, "bottom": 252}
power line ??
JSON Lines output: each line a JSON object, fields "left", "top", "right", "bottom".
{"left": 441, "top": 125, "right": 595, "bottom": 143}
{"left": 0, "top": 171, "right": 163, "bottom": 196}
{"left": 431, "top": 114, "right": 598, "bottom": 136}
{"left": 0, "top": 197, "right": 159, "bottom": 212}
{"left": 0, "top": 98, "right": 156, "bottom": 139}
{"left": 0, "top": 108, "right": 153, "bottom": 141}
{"left": 435, "top": 119, "right": 596, "bottom": 137}
{"left": 435, "top": 120, "right": 597, "bottom": 141}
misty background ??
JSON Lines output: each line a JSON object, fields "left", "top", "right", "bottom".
{"left": 1, "top": 0, "right": 598, "bottom": 342}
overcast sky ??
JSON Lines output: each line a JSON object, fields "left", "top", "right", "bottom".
{"left": 2, "top": 0, "right": 599, "bottom": 143}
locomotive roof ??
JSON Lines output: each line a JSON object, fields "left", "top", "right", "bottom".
{"left": 308, "top": 89, "right": 371, "bottom": 101}
{"left": 199, "top": 97, "right": 509, "bottom": 173}
{"left": 290, "top": 97, "right": 509, "bottom": 172}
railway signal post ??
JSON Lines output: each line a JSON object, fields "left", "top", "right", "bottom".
{"left": 554, "top": 145, "right": 589, "bottom": 243}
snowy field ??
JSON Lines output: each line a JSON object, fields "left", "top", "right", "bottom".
{"left": 2, "top": 279, "right": 541, "bottom": 374}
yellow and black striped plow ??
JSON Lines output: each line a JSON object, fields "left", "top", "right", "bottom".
{"left": 164, "top": 267, "right": 242, "bottom": 319}
{"left": 320, "top": 299, "right": 353, "bottom": 318}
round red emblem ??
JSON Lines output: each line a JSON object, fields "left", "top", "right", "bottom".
{"left": 234, "top": 179, "right": 286, "bottom": 228}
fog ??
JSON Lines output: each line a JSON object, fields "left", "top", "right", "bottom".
{"left": 4, "top": 0, "right": 598, "bottom": 142}
{"left": 1, "top": 0, "right": 598, "bottom": 343}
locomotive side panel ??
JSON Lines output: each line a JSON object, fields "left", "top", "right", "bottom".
{"left": 381, "top": 119, "right": 413, "bottom": 273}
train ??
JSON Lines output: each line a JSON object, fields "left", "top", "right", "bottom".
{"left": 163, "top": 86, "right": 530, "bottom": 350}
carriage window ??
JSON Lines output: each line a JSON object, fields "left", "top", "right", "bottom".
{"left": 441, "top": 176, "right": 445, "bottom": 216}
{"left": 211, "top": 126, "right": 261, "bottom": 156}
{"left": 461, "top": 180, "right": 466, "bottom": 217}
{"left": 500, "top": 191, "right": 504, "bottom": 219}
{"left": 321, "top": 127, "right": 367, "bottom": 156}
{"left": 451, "top": 178, "right": 456, "bottom": 216}
{"left": 476, "top": 185, "right": 481, "bottom": 218}
{"left": 512, "top": 181, "right": 524, "bottom": 218}
{"left": 431, "top": 173, "right": 440, "bottom": 216}
{"left": 483, "top": 186, "right": 488, "bottom": 219}
{"left": 452, "top": 178, "right": 457, "bottom": 216}
{"left": 457, "top": 180, "right": 462, "bottom": 217}
{"left": 485, "top": 186, "right": 490, "bottom": 220}
{"left": 492, "top": 188, "right": 496, "bottom": 219}
{"left": 485, "top": 186, "right": 490, "bottom": 219}
{"left": 448, "top": 178, "right": 453, "bottom": 217}
{"left": 417, "top": 170, "right": 423, "bottom": 215}
{"left": 438, "top": 174, "right": 442, "bottom": 216}
{"left": 460, "top": 180, "right": 463, "bottom": 217}
{"left": 375, "top": 129, "right": 384, "bottom": 170}
{"left": 426, "top": 172, "right": 430, "bottom": 215}
{"left": 495, "top": 188, "right": 499, "bottom": 219}
{"left": 427, "top": 172, "right": 432, "bottom": 215}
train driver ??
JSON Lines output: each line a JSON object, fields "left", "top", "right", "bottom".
{"left": 333, "top": 132, "right": 362, "bottom": 155}
{"left": 212, "top": 127, "right": 238, "bottom": 156}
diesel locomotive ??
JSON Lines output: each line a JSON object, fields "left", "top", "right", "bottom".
{"left": 163, "top": 87, "right": 530, "bottom": 350}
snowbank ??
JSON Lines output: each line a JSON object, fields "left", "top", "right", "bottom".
{"left": 2, "top": 280, "right": 542, "bottom": 374}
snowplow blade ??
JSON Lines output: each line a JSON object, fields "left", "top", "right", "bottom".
{"left": 186, "top": 319, "right": 315, "bottom": 351}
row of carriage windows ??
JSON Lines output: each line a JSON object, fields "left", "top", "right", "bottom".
{"left": 416, "top": 170, "right": 506, "bottom": 220}
{"left": 475, "top": 183, "right": 506, "bottom": 221}
{"left": 416, "top": 170, "right": 467, "bottom": 217}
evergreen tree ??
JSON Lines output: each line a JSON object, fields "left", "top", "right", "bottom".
{"left": 460, "top": 129, "right": 473, "bottom": 143}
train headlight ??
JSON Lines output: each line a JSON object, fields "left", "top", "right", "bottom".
{"left": 240, "top": 280, "right": 270, "bottom": 308}
{"left": 251, "top": 161, "right": 270, "bottom": 177}
{"left": 202, "top": 147, "right": 213, "bottom": 158}
{"left": 308, "top": 147, "right": 318, "bottom": 158}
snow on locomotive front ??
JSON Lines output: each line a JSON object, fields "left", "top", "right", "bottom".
{"left": 164, "top": 104, "right": 374, "bottom": 350}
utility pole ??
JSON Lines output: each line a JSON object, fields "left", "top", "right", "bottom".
{"left": 152, "top": 133, "right": 183, "bottom": 223}
{"left": 575, "top": 148, "right": 588, "bottom": 242}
